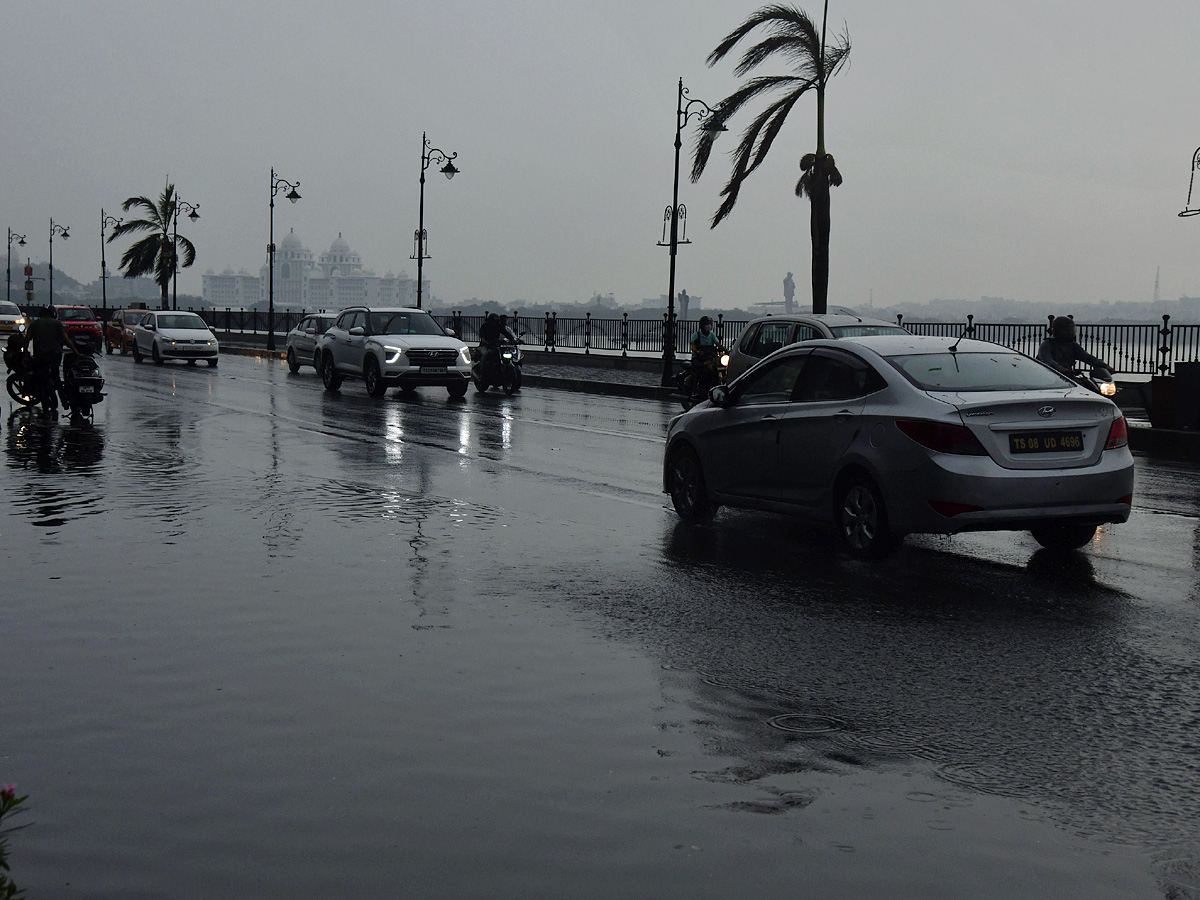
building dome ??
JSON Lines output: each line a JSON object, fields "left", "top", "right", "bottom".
{"left": 281, "top": 228, "right": 303, "bottom": 249}
{"left": 330, "top": 232, "right": 351, "bottom": 253}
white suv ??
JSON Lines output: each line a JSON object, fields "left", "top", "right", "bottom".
{"left": 315, "top": 306, "right": 472, "bottom": 398}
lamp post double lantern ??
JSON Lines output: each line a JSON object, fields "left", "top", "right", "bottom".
{"left": 100, "top": 209, "right": 122, "bottom": 319}
{"left": 49, "top": 218, "right": 69, "bottom": 305}
{"left": 268, "top": 168, "right": 301, "bottom": 351}
{"left": 658, "top": 77, "right": 724, "bottom": 386}
{"left": 1179, "top": 147, "right": 1200, "bottom": 217}
{"left": 412, "top": 132, "right": 459, "bottom": 309}
{"left": 7, "top": 228, "right": 26, "bottom": 305}
{"left": 171, "top": 198, "right": 200, "bottom": 311}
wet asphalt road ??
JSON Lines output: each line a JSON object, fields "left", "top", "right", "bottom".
{"left": 3, "top": 351, "right": 1199, "bottom": 899}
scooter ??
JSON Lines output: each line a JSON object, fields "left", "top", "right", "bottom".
{"left": 1072, "top": 367, "right": 1117, "bottom": 398}
{"left": 671, "top": 348, "right": 730, "bottom": 411}
{"left": 472, "top": 336, "right": 523, "bottom": 395}
{"left": 60, "top": 350, "right": 106, "bottom": 420}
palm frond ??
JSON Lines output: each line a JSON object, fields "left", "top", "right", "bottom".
{"left": 690, "top": 74, "right": 806, "bottom": 182}
{"left": 734, "top": 24, "right": 820, "bottom": 78}
{"left": 175, "top": 235, "right": 197, "bottom": 269}
{"left": 708, "top": 4, "right": 818, "bottom": 67}
{"left": 119, "top": 236, "right": 163, "bottom": 280}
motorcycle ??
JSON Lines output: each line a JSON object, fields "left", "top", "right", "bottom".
{"left": 671, "top": 347, "right": 730, "bottom": 411}
{"left": 472, "top": 336, "right": 523, "bottom": 395}
{"left": 60, "top": 350, "right": 106, "bottom": 419}
{"left": 4, "top": 334, "right": 35, "bottom": 406}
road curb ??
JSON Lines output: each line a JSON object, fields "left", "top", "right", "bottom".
{"left": 521, "top": 374, "right": 674, "bottom": 401}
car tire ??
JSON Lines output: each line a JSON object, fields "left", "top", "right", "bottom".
{"left": 286, "top": 347, "right": 300, "bottom": 373}
{"left": 667, "top": 445, "right": 717, "bottom": 521}
{"left": 364, "top": 357, "right": 386, "bottom": 397}
{"left": 320, "top": 352, "right": 342, "bottom": 391}
{"left": 207, "top": 358, "right": 218, "bottom": 368}
{"left": 837, "top": 476, "right": 901, "bottom": 558}
{"left": 152, "top": 343, "right": 164, "bottom": 365}
{"left": 447, "top": 381, "right": 468, "bottom": 399}
{"left": 1030, "top": 522, "right": 1097, "bottom": 551}
{"left": 132, "top": 342, "right": 143, "bottom": 363}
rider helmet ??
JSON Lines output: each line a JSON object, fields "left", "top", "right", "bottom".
{"left": 1052, "top": 316, "right": 1076, "bottom": 342}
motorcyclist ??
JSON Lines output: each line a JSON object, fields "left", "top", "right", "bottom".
{"left": 1037, "top": 316, "right": 1109, "bottom": 378}
{"left": 687, "top": 316, "right": 725, "bottom": 397}
{"left": 25, "top": 306, "right": 80, "bottom": 414}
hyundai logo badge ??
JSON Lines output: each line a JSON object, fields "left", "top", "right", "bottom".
{"left": 1038, "top": 406, "right": 1056, "bottom": 418}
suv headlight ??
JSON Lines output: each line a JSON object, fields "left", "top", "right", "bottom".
{"left": 458, "top": 347, "right": 471, "bottom": 365}
{"left": 384, "top": 347, "right": 405, "bottom": 365}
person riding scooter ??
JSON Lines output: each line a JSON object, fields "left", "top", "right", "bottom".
{"left": 1037, "top": 316, "right": 1109, "bottom": 378}
{"left": 25, "top": 306, "right": 80, "bottom": 414}
{"left": 685, "top": 316, "right": 726, "bottom": 398}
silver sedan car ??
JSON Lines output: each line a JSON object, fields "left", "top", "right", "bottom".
{"left": 663, "top": 335, "right": 1135, "bottom": 557}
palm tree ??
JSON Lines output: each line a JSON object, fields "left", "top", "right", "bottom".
{"left": 108, "top": 181, "right": 196, "bottom": 310}
{"left": 691, "top": 2, "right": 850, "bottom": 314}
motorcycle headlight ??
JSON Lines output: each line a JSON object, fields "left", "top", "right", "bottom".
{"left": 502, "top": 351, "right": 513, "bottom": 360}
{"left": 384, "top": 348, "right": 404, "bottom": 365}
{"left": 720, "top": 353, "right": 731, "bottom": 367}
{"left": 1099, "top": 381, "right": 1116, "bottom": 397}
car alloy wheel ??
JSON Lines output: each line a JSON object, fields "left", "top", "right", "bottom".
{"left": 364, "top": 357, "right": 386, "bottom": 397}
{"left": 838, "top": 476, "right": 900, "bottom": 558}
{"left": 286, "top": 347, "right": 300, "bottom": 373}
{"left": 668, "top": 446, "right": 716, "bottom": 521}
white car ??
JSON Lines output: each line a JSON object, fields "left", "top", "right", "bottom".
{"left": 132, "top": 311, "right": 220, "bottom": 366}
{"left": 0, "top": 300, "right": 27, "bottom": 336}
{"left": 315, "top": 306, "right": 472, "bottom": 398}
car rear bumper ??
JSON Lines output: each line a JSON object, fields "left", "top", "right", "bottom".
{"left": 884, "top": 449, "right": 1136, "bottom": 534}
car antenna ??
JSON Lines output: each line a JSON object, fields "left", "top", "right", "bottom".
{"left": 948, "top": 328, "right": 968, "bottom": 354}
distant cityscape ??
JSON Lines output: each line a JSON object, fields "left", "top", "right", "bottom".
{"left": 10, "top": 249, "right": 1200, "bottom": 325}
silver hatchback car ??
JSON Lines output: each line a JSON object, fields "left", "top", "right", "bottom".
{"left": 664, "top": 335, "right": 1134, "bottom": 557}
{"left": 726, "top": 312, "right": 907, "bottom": 380}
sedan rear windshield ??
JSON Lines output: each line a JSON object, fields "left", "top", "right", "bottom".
{"left": 369, "top": 311, "right": 444, "bottom": 336}
{"left": 157, "top": 314, "right": 209, "bottom": 330}
{"left": 829, "top": 325, "right": 908, "bottom": 338}
{"left": 888, "top": 351, "right": 1071, "bottom": 392}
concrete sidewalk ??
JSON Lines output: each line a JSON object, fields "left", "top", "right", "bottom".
{"left": 224, "top": 343, "right": 1198, "bottom": 458}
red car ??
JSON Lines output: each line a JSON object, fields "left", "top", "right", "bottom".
{"left": 55, "top": 306, "right": 104, "bottom": 353}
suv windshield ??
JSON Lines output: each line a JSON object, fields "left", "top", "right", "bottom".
{"left": 888, "top": 352, "right": 1072, "bottom": 392}
{"left": 829, "top": 325, "right": 907, "bottom": 338}
{"left": 369, "top": 311, "right": 443, "bottom": 336}
{"left": 0, "top": 302, "right": 21, "bottom": 315}
{"left": 157, "top": 314, "right": 209, "bottom": 330}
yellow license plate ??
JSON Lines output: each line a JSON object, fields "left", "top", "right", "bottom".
{"left": 1009, "top": 431, "right": 1083, "bottom": 453}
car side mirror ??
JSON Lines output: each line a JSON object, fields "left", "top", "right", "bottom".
{"left": 349, "top": 326, "right": 366, "bottom": 336}
{"left": 305, "top": 327, "right": 316, "bottom": 335}
{"left": 709, "top": 385, "right": 730, "bottom": 407}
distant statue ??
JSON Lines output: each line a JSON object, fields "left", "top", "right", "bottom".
{"left": 783, "top": 271, "right": 795, "bottom": 314}
{"left": 678, "top": 288, "right": 690, "bottom": 321}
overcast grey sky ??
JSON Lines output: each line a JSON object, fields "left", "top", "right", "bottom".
{"left": 4, "top": 0, "right": 1198, "bottom": 311}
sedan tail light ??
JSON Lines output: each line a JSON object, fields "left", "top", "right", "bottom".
{"left": 895, "top": 419, "right": 988, "bottom": 456}
{"left": 1104, "top": 416, "right": 1128, "bottom": 450}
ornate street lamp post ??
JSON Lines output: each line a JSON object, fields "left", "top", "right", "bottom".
{"left": 268, "top": 168, "right": 301, "bottom": 351}
{"left": 49, "top": 218, "right": 69, "bottom": 305}
{"left": 1179, "top": 147, "right": 1200, "bottom": 217}
{"left": 100, "top": 209, "right": 122, "bottom": 320}
{"left": 658, "top": 77, "right": 724, "bottom": 386}
{"left": 7, "top": 228, "right": 26, "bottom": 305}
{"left": 171, "top": 197, "right": 200, "bottom": 311}
{"left": 412, "top": 132, "right": 458, "bottom": 309}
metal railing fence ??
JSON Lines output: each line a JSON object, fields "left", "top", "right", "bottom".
{"left": 69, "top": 304, "right": 1200, "bottom": 376}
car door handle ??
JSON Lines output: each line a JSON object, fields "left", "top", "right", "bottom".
{"left": 834, "top": 409, "right": 854, "bottom": 420}
{"left": 760, "top": 414, "right": 777, "bottom": 422}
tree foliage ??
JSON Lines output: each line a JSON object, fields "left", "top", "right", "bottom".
{"left": 108, "top": 181, "right": 196, "bottom": 310}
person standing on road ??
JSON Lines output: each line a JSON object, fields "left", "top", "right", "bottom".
{"left": 783, "top": 272, "right": 795, "bottom": 314}
{"left": 1037, "top": 316, "right": 1109, "bottom": 376}
{"left": 25, "top": 306, "right": 79, "bottom": 414}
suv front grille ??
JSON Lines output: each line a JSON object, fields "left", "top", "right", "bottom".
{"left": 406, "top": 349, "right": 459, "bottom": 365}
